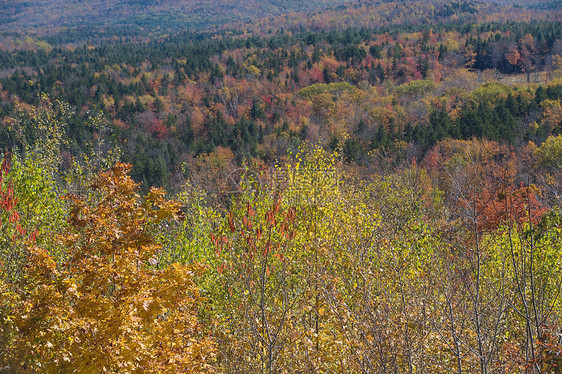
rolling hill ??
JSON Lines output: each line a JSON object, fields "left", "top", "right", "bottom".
{"left": 0, "top": 0, "right": 356, "bottom": 32}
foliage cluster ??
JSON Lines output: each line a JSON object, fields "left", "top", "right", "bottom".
{"left": 0, "top": 15, "right": 561, "bottom": 189}
{"left": 0, "top": 138, "right": 560, "bottom": 372}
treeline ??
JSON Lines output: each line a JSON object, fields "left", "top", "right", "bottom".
{"left": 0, "top": 0, "right": 356, "bottom": 36}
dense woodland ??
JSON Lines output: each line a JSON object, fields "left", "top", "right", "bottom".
{"left": 0, "top": 0, "right": 359, "bottom": 34}
{"left": 1, "top": 0, "right": 562, "bottom": 372}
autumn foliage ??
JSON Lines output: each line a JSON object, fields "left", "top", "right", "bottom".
{"left": 476, "top": 183, "right": 548, "bottom": 232}
{"left": 0, "top": 163, "right": 215, "bottom": 373}
{"left": 0, "top": 0, "right": 561, "bottom": 369}
{"left": 0, "top": 136, "right": 559, "bottom": 372}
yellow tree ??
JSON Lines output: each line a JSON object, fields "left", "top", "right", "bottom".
{"left": 1, "top": 163, "right": 215, "bottom": 373}
{"left": 210, "top": 146, "right": 356, "bottom": 372}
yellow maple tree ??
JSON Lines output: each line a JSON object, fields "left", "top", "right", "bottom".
{"left": 2, "top": 163, "right": 215, "bottom": 373}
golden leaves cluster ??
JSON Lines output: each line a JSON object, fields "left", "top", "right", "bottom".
{"left": 2, "top": 163, "right": 215, "bottom": 373}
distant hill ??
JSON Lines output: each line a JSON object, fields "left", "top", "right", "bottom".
{"left": 0, "top": 0, "right": 356, "bottom": 32}
{"left": 1, "top": 0, "right": 558, "bottom": 42}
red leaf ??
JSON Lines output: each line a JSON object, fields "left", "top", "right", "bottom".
{"left": 228, "top": 212, "right": 235, "bottom": 232}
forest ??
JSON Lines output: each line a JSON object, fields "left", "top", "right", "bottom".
{"left": 1, "top": 0, "right": 562, "bottom": 372}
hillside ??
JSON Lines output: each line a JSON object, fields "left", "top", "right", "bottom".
{"left": 2, "top": 0, "right": 562, "bottom": 372}
{"left": 0, "top": 2, "right": 561, "bottom": 187}
{"left": 0, "top": 0, "right": 355, "bottom": 33}
{"left": 237, "top": 0, "right": 561, "bottom": 36}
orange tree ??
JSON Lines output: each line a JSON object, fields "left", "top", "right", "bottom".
{"left": 1, "top": 163, "right": 215, "bottom": 373}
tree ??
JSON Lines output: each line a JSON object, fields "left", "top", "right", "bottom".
{"left": 533, "top": 135, "right": 562, "bottom": 207}
{"left": 518, "top": 34, "right": 537, "bottom": 83}
{"left": 1, "top": 163, "right": 215, "bottom": 373}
